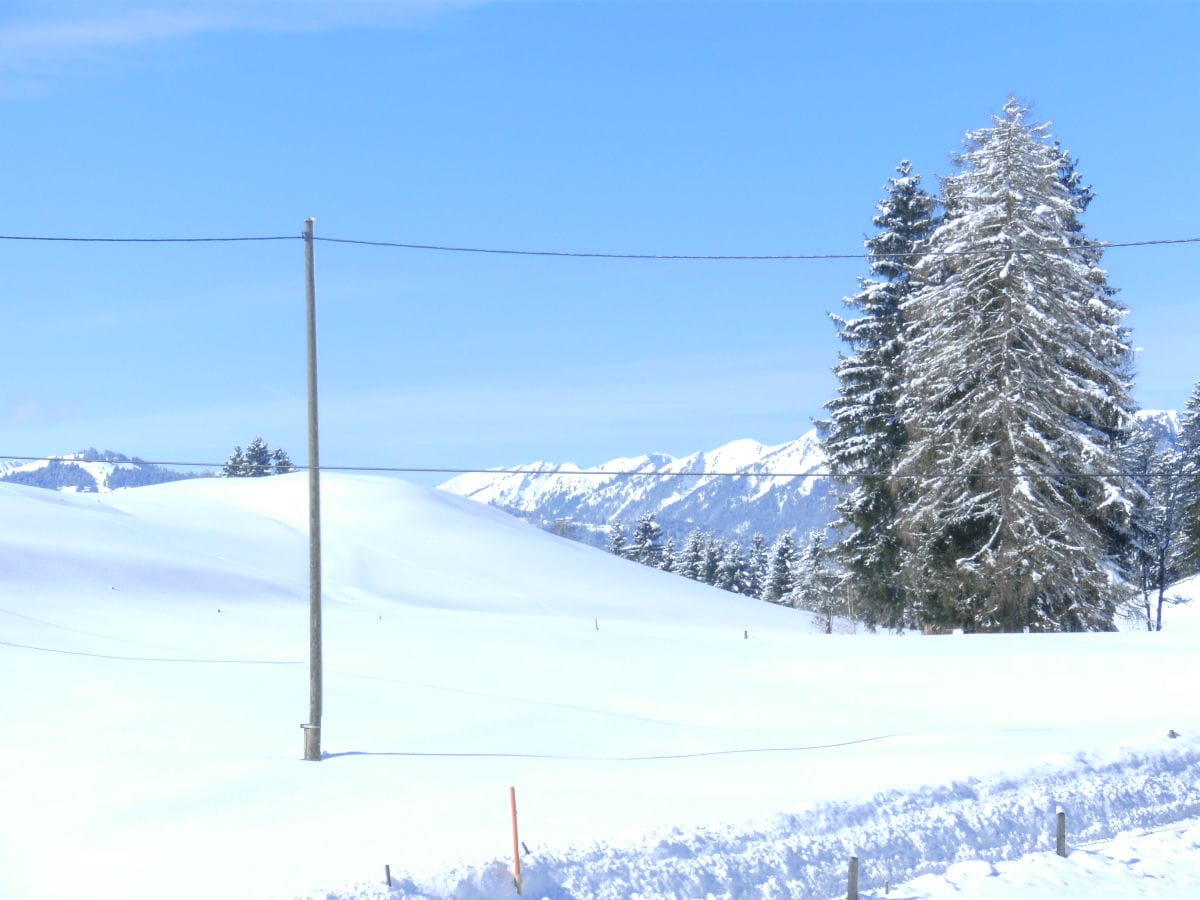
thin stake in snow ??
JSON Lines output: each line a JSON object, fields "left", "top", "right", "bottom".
{"left": 1057, "top": 808, "right": 1067, "bottom": 857}
{"left": 510, "top": 785, "right": 523, "bottom": 895}
{"left": 847, "top": 854, "right": 859, "bottom": 900}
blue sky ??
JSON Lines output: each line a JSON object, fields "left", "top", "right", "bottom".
{"left": 3, "top": 0, "right": 1198, "bottom": 475}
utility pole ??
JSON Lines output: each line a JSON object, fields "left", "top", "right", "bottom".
{"left": 303, "top": 217, "right": 324, "bottom": 761}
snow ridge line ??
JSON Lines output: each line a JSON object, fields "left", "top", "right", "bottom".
{"left": 0, "top": 639, "right": 301, "bottom": 665}
{"left": 322, "top": 733, "right": 907, "bottom": 763}
{"left": 359, "top": 738, "right": 1200, "bottom": 900}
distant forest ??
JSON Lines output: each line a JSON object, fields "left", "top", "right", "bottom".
{"left": 0, "top": 450, "right": 207, "bottom": 492}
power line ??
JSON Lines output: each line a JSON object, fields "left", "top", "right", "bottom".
{"left": 0, "top": 230, "right": 1196, "bottom": 260}
{"left": 313, "top": 234, "right": 1200, "bottom": 260}
{"left": 0, "top": 453, "right": 1188, "bottom": 481}
{"left": 0, "top": 233, "right": 296, "bottom": 244}
{"left": 312, "top": 235, "right": 866, "bottom": 260}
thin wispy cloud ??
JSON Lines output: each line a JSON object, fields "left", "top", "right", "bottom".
{"left": 3, "top": 393, "right": 80, "bottom": 429}
{"left": 0, "top": 1, "right": 484, "bottom": 88}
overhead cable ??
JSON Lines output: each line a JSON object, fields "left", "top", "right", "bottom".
{"left": 313, "top": 234, "right": 1200, "bottom": 260}
{"left": 0, "top": 231, "right": 1196, "bottom": 260}
{"left": 0, "top": 453, "right": 1190, "bottom": 481}
{"left": 0, "top": 233, "right": 296, "bottom": 243}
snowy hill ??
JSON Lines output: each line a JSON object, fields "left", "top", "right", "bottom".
{"left": 0, "top": 448, "right": 204, "bottom": 492}
{"left": 2, "top": 474, "right": 1198, "bottom": 900}
{"left": 439, "top": 429, "right": 833, "bottom": 543}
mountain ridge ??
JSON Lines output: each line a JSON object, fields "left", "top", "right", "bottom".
{"left": 440, "top": 409, "right": 1184, "bottom": 546}
{"left": 439, "top": 429, "right": 834, "bottom": 545}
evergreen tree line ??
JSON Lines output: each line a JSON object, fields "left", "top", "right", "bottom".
{"left": 606, "top": 513, "right": 851, "bottom": 630}
{"left": 1, "top": 459, "right": 103, "bottom": 492}
{"left": 0, "top": 452, "right": 206, "bottom": 491}
{"left": 821, "top": 98, "right": 1195, "bottom": 633}
{"left": 1121, "top": 400, "right": 1200, "bottom": 632}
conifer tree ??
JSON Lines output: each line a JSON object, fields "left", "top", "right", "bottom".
{"left": 895, "top": 99, "right": 1135, "bottom": 632}
{"left": 678, "top": 530, "right": 707, "bottom": 581}
{"left": 791, "top": 531, "right": 844, "bottom": 631}
{"left": 747, "top": 534, "right": 769, "bottom": 599}
{"left": 820, "top": 161, "right": 937, "bottom": 630}
{"left": 630, "top": 513, "right": 664, "bottom": 567}
{"left": 1179, "top": 381, "right": 1200, "bottom": 561}
{"left": 271, "top": 447, "right": 295, "bottom": 475}
{"left": 763, "top": 531, "right": 797, "bottom": 603}
{"left": 716, "top": 540, "right": 748, "bottom": 594}
{"left": 222, "top": 446, "right": 247, "bottom": 478}
{"left": 659, "top": 537, "right": 678, "bottom": 574}
{"left": 607, "top": 522, "right": 629, "bottom": 559}
{"left": 1122, "top": 419, "right": 1190, "bottom": 631}
{"left": 243, "top": 437, "right": 273, "bottom": 476}
{"left": 701, "top": 537, "right": 721, "bottom": 586}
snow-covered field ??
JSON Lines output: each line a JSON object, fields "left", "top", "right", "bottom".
{"left": 1, "top": 474, "right": 1197, "bottom": 900}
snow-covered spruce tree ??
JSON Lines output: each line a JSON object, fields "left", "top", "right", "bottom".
{"left": 659, "top": 537, "right": 678, "bottom": 573}
{"left": 271, "top": 447, "right": 295, "bottom": 475}
{"left": 763, "top": 531, "right": 798, "bottom": 604}
{"left": 789, "top": 531, "right": 844, "bottom": 632}
{"left": 894, "top": 99, "right": 1136, "bottom": 633}
{"left": 677, "top": 530, "right": 707, "bottom": 581}
{"left": 221, "top": 445, "right": 247, "bottom": 477}
{"left": 630, "top": 512, "right": 664, "bottom": 567}
{"left": 820, "top": 161, "right": 937, "bottom": 630}
{"left": 1054, "top": 142, "right": 1141, "bottom": 586}
{"left": 701, "top": 537, "right": 721, "bottom": 586}
{"left": 1121, "top": 420, "right": 1190, "bottom": 631}
{"left": 1179, "top": 380, "right": 1200, "bottom": 564}
{"left": 243, "top": 437, "right": 273, "bottom": 476}
{"left": 606, "top": 521, "right": 629, "bottom": 559}
{"left": 747, "top": 533, "right": 769, "bottom": 599}
{"left": 716, "top": 540, "right": 748, "bottom": 594}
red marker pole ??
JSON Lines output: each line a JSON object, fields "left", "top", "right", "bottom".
{"left": 510, "top": 786, "right": 522, "bottom": 895}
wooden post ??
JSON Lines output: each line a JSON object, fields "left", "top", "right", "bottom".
{"left": 847, "top": 855, "right": 859, "bottom": 900}
{"left": 384, "top": 864, "right": 392, "bottom": 887}
{"left": 1056, "top": 808, "right": 1067, "bottom": 857}
{"left": 303, "top": 216, "right": 324, "bottom": 762}
{"left": 510, "top": 786, "right": 522, "bottom": 895}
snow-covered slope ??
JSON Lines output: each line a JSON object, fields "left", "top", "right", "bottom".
{"left": 2, "top": 474, "right": 1198, "bottom": 900}
{"left": 439, "top": 429, "right": 833, "bottom": 542}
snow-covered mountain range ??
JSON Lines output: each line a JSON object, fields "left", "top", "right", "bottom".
{"left": 441, "top": 410, "right": 1184, "bottom": 546}
{"left": 440, "top": 429, "right": 833, "bottom": 544}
